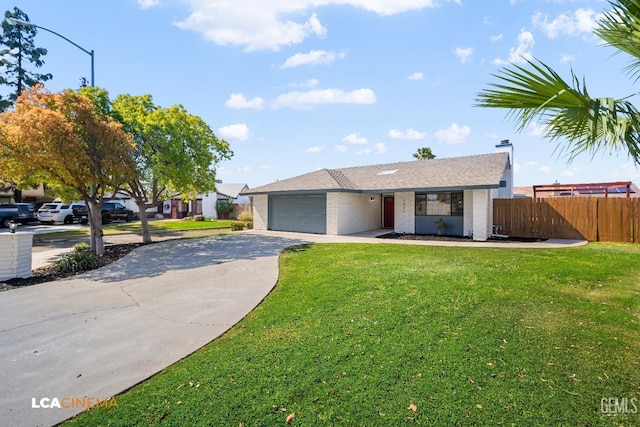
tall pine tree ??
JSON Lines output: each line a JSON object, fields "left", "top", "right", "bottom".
{"left": 0, "top": 7, "right": 51, "bottom": 112}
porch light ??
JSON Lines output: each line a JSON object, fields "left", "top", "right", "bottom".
{"left": 370, "top": 196, "right": 376, "bottom": 203}
{"left": 9, "top": 221, "right": 18, "bottom": 233}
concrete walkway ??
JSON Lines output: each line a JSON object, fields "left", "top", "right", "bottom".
{"left": 0, "top": 230, "right": 587, "bottom": 426}
{"left": 0, "top": 233, "right": 307, "bottom": 427}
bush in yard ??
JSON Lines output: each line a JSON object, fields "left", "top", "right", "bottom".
{"left": 237, "top": 212, "right": 253, "bottom": 229}
{"left": 193, "top": 215, "right": 204, "bottom": 222}
{"left": 54, "top": 242, "right": 102, "bottom": 273}
{"left": 216, "top": 199, "right": 233, "bottom": 216}
{"left": 230, "top": 222, "right": 244, "bottom": 231}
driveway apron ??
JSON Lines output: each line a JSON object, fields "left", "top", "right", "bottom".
{"left": 0, "top": 234, "right": 306, "bottom": 427}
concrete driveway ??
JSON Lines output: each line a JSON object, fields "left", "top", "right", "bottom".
{"left": 0, "top": 233, "right": 306, "bottom": 427}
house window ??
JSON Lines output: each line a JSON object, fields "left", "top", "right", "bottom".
{"left": 416, "top": 192, "right": 463, "bottom": 216}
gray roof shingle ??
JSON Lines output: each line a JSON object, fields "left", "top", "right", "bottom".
{"left": 245, "top": 152, "right": 509, "bottom": 195}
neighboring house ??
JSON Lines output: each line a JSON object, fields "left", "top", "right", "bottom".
{"left": 162, "top": 183, "right": 251, "bottom": 219}
{"left": 0, "top": 184, "right": 47, "bottom": 204}
{"left": 244, "top": 142, "right": 514, "bottom": 241}
{"left": 515, "top": 182, "right": 639, "bottom": 198}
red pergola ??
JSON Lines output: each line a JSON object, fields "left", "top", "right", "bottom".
{"left": 533, "top": 181, "right": 634, "bottom": 199}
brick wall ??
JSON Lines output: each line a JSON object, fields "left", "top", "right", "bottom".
{"left": 472, "top": 189, "right": 492, "bottom": 241}
{"left": 394, "top": 192, "right": 415, "bottom": 234}
{"left": 0, "top": 233, "right": 32, "bottom": 280}
{"left": 252, "top": 195, "right": 268, "bottom": 231}
{"left": 327, "top": 192, "right": 381, "bottom": 235}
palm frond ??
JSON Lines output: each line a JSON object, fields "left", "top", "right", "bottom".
{"left": 476, "top": 58, "right": 640, "bottom": 165}
{"left": 595, "top": 0, "right": 640, "bottom": 72}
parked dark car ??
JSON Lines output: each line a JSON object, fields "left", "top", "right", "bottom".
{"left": 73, "top": 202, "right": 135, "bottom": 224}
{"left": 0, "top": 203, "right": 38, "bottom": 227}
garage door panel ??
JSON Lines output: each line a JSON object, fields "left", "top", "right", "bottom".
{"left": 269, "top": 195, "right": 326, "bottom": 234}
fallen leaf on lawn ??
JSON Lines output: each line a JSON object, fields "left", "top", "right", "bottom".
{"left": 486, "top": 362, "right": 494, "bottom": 367}
{"left": 408, "top": 403, "right": 417, "bottom": 412}
{"left": 286, "top": 412, "right": 295, "bottom": 424}
{"left": 476, "top": 404, "right": 483, "bottom": 410}
{"left": 76, "top": 373, "right": 82, "bottom": 378}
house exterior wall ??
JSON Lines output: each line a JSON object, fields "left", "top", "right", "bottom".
{"left": 202, "top": 193, "right": 218, "bottom": 218}
{"left": 472, "top": 189, "right": 492, "bottom": 241}
{"left": 495, "top": 142, "right": 514, "bottom": 199}
{"left": 252, "top": 194, "right": 268, "bottom": 231}
{"left": 463, "top": 190, "right": 474, "bottom": 237}
{"left": 394, "top": 191, "right": 415, "bottom": 234}
{"left": 327, "top": 192, "right": 381, "bottom": 235}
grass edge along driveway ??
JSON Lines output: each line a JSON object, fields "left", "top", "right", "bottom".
{"left": 65, "top": 242, "right": 639, "bottom": 426}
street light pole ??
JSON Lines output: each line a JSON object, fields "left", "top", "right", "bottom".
{"left": 9, "top": 18, "right": 94, "bottom": 86}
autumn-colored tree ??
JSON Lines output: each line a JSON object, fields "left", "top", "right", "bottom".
{"left": 109, "top": 93, "right": 232, "bottom": 244}
{"left": 0, "top": 85, "right": 136, "bottom": 255}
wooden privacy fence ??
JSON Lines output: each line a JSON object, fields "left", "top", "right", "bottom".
{"left": 493, "top": 197, "right": 640, "bottom": 243}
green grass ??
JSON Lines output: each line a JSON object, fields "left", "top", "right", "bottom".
{"left": 65, "top": 243, "right": 640, "bottom": 426}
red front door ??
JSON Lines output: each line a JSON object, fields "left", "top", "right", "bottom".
{"left": 383, "top": 196, "right": 394, "bottom": 228}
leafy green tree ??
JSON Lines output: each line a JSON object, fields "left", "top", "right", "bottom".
{"left": 0, "top": 7, "right": 51, "bottom": 112}
{"left": 0, "top": 85, "right": 136, "bottom": 255}
{"left": 413, "top": 147, "right": 436, "bottom": 160}
{"left": 106, "top": 93, "right": 232, "bottom": 244}
{"left": 475, "top": 0, "right": 640, "bottom": 166}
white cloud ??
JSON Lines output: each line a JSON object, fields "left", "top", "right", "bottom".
{"left": 490, "top": 34, "right": 503, "bottom": 42}
{"left": 218, "top": 123, "right": 250, "bottom": 141}
{"left": 434, "top": 123, "right": 470, "bottom": 144}
{"left": 237, "top": 166, "right": 253, "bottom": 173}
{"left": 224, "top": 93, "right": 264, "bottom": 109}
{"left": 174, "top": 1, "right": 441, "bottom": 51}
{"left": 532, "top": 8, "right": 597, "bottom": 39}
{"left": 614, "top": 163, "right": 640, "bottom": 179}
{"left": 259, "top": 165, "right": 273, "bottom": 170}
{"left": 539, "top": 166, "right": 552, "bottom": 173}
{"left": 137, "top": 0, "right": 159, "bottom": 9}
{"left": 513, "top": 161, "right": 522, "bottom": 173}
{"left": 560, "top": 53, "right": 575, "bottom": 63}
{"left": 290, "top": 79, "right": 320, "bottom": 88}
{"left": 271, "top": 88, "right": 376, "bottom": 109}
{"left": 525, "top": 161, "right": 538, "bottom": 167}
{"left": 307, "top": 145, "right": 325, "bottom": 153}
{"left": 335, "top": 145, "right": 348, "bottom": 153}
{"left": 373, "top": 142, "right": 387, "bottom": 154}
{"left": 408, "top": 72, "right": 424, "bottom": 81}
{"left": 388, "top": 128, "right": 426, "bottom": 140}
{"left": 455, "top": 47, "right": 474, "bottom": 63}
{"left": 493, "top": 29, "right": 534, "bottom": 65}
{"left": 356, "top": 148, "right": 371, "bottom": 155}
{"left": 343, "top": 133, "right": 368, "bottom": 144}
{"left": 281, "top": 50, "right": 346, "bottom": 68}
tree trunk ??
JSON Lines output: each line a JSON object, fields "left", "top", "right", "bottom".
{"left": 135, "top": 199, "right": 153, "bottom": 244}
{"left": 87, "top": 200, "right": 105, "bottom": 256}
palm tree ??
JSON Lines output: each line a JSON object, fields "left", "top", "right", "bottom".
{"left": 475, "top": 0, "right": 640, "bottom": 166}
{"left": 413, "top": 147, "right": 436, "bottom": 160}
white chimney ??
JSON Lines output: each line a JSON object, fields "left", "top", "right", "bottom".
{"left": 495, "top": 139, "right": 514, "bottom": 198}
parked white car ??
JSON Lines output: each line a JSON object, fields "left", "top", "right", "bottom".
{"left": 37, "top": 202, "right": 86, "bottom": 225}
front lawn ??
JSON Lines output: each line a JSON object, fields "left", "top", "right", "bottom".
{"left": 65, "top": 243, "right": 639, "bottom": 426}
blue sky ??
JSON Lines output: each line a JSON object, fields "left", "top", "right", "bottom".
{"left": 5, "top": 0, "right": 640, "bottom": 188}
